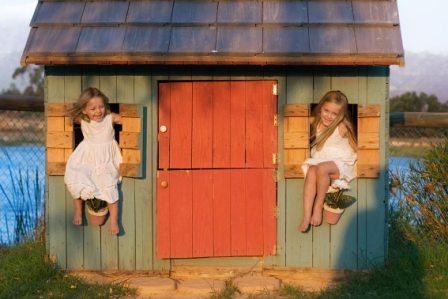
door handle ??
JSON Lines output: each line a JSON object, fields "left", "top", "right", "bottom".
{"left": 160, "top": 180, "right": 168, "bottom": 188}
{"left": 159, "top": 125, "right": 167, "bottom": 133}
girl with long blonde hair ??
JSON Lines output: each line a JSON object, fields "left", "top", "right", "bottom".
{"left": 298, "top": 90, "right": 357, "bottom": 232}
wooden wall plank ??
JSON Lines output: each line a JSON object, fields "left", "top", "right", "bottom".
{"left": 64, "top": 69, "right": 83, "bottom": 270}
{"left": 330, "top": 67, "right": 359, "bottom": 269}
{"left": 156, "top": 171, "right": 170, "bottom": 258}
{"left": 98, "top": 70, "right": 119, "bottom": 270}
{"left": 263, "top": 169, "right": 276, "bottom": 255}
{"left": 285, "top": 71, "right": 313, "bottom": 267}
{"left": 366, "top": 66, "right": 388, "bottom": 266}
{"left": 158, "top": 83, "right": 170, "bottom": 169}
{"left": 264, "top": 72, "right": 286, "bottom": 267}
{"left": 118, "top": 74, "right": 136, "bottom": 270}
{"left": 152, "top": 75, "right": 171, "bottom": 271}
{"left": 357, "top": 66, "right": 368, "bottom": 269}
{"left": 311, "top": 68, "right": 331, "bottom": 268}
{"left": 134, "top": 74, "right": 153, "bottom": 270}
{"left": 46, "top": 71, "right": 67, "bottom": 268}
{"left": 81, "top": 68, "right": 102, "bottom": 270}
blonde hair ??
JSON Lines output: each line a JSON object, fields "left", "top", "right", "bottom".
{"left": 68, "top": 87, "right": 110, "bottom": 122}
{"left": 310, "top": 90, "right": 357, "bottom": 151}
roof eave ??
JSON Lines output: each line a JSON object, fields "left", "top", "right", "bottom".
{"left": 22, "top": 53, "right": 405, "bottom": 67}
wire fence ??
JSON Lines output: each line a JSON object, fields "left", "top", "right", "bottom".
{"left": 390, "top": 127, "right": 448, "bottom": 157}
{"left": 0, "top": 97, "right": 45, "bottom": 245}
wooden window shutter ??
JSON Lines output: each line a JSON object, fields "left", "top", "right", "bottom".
{"left": 118, "top": 104, "right": 143, "bottom": 178}
{"left": 46, "top": 103, "right": 74, "bottom": 175}
{"left": 283, "top": 104, "right": 310, "bottom": 178}
{"left": 357, "top": 104, "right": 381, "bottom": 178}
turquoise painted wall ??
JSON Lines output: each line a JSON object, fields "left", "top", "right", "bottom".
{"left": 45, "top": 66, "right": 389, "bottom": 270}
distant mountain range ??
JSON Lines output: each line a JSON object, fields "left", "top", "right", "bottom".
{"left": 391, "top": 52, "right": 448, "bottom": 103}
{"left": 1, "top": 50, "right": 447, "bottom": 102}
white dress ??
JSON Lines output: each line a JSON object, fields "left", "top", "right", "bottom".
{"left": 64, "top": 114, "right": 122, "bottom": 204}
{"left": 301, "top": 126, "right": 357, "bottom": 190}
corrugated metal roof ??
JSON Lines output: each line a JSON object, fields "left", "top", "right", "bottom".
{"left": 21, "top": 0, "right": 404, "bottom": 66}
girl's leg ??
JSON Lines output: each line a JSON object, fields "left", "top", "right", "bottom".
{"left": 108, "top": 202, "right": 119, "bottom": 235}
{"left": 298, "top": 166, "right": 318, "bottom": 232}
{"left": 73, "top": 198, "right": 83, "bottom": 225}
{"left": 310, "top": 162, "right": 340, "bottom": 226}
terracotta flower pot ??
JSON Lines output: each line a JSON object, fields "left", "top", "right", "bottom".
{"left": 86, "top": 205, "right": 108, "bottom": 226}
{"left": 323, "top": 203, "right": 344, "bottom": 225}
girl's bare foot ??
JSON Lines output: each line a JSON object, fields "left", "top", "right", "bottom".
{"left": 298, "top": 217, "right": 311, "bottom": 232}
{"left": 109, "top": 222, "right": 119, "bottom": 235}
{"left": 73, "top": 212, "right": 82, "bottom": 225}
{"left": 311, "top": 207, "right": 323, "bottom": 226}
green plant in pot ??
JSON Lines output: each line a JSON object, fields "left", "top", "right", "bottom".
{"left": 85, "top": 197, "right": 108, "bottom": 216}
{"left": 324, "top": 188, "right": 357, "bottom": 225}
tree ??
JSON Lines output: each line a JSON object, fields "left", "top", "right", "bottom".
{"left": 390, "top": 92, "right": 448, "bottom": 112}
{"left": 0, "top": 65, "right": 44, "bottom": 97}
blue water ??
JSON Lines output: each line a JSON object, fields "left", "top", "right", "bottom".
{"left": 0, "top": 145, "right": 45, "bottom": 244}
{"left": 0, "top": 145, "right": 416, "bottom": 244}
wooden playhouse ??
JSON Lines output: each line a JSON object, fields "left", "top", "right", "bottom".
{"left": 21, "top": 0, "right": 404, "bottom": 271}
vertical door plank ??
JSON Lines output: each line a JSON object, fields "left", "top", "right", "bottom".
{"left": 230, "top": 82, "right": 246, "bottom": 168}
{"left": 170, "top": 170, "right": 193, "bottom": 258}
{"left": 213, "top": 169, "right": 231, "bottom": 256}
{"left": 246, "top": 169, "right": 264, "bottom": 255}
{"left": 212, "top": 82, "right": 231, "bottom": 168}
{"left": 170, "top": 83, "right": 192, "bottom": 168}
{"left": 263, "top": 81, "right": 277, "bottom": 168}
{"left": 192, "top": 82, "right": 213, "bottom": 168}
{"left": 156, "top": 170, "right": 170, "bottom": 258}
{"left": 192, "top": 170, "right": 214, "bottom": 257}
{"left": 231, "top": 169, "right": 246, "bottom": 255}
{"left": 263, "top": 169, "right": 276, "bottom": 255}
{"left": 158, "top": 83, "right": 170, "bottom": 169}
{"left": 245, "top": 82, "right": 264, "bottom": 168}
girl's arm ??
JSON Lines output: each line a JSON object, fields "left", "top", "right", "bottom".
{"left": 338, "top": 122, "right": 348, "bottom": 137}
{"left": 111, "top": 112, "right": 121, "bottom": 124}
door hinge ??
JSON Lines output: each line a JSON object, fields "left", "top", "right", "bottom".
{"left": 273, "top": 114, "right": 278, "bottom": 126}
{"left": 272, "top": 83, "right": 278, "bottom": 95}
{"left": 272, "top": 168, "right": 279, "bottom": 182}
{"left": 272, "top": 153, "right": 278, "bottom": 165}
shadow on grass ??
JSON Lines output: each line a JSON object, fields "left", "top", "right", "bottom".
{"left": 0, "top": 241, "right": 135, "bottom": 298}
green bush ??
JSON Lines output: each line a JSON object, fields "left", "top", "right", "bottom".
{"left": 391, "top": 138, "right": 448, "bottom": 244}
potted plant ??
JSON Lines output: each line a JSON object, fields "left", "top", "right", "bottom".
{"left": 85, "top": 197, "right": 108, "bottom": 226}
{"left": 323, "top": 187, "right": 356, "bottom": 225}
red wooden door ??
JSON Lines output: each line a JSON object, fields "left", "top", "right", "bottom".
{"left": 157, "top": 81, "right": 277, "bottom": 258}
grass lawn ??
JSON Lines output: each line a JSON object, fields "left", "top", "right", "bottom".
{"left": 0, "top": 241, "right": 135, "bottom": 298}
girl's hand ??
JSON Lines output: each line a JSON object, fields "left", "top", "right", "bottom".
{"left": 111, "top": 112, "right": 121, "bottom": 124}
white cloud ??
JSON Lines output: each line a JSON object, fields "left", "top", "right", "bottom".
{"left": 0, "top": 1, "right": 36, "bottom": 21}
